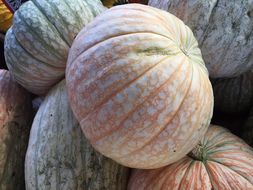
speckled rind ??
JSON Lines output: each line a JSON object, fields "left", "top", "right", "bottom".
{"left": 66, "top": 4, "right": 214, "bottom": 169}
{"left": 211, "top": 70, "right": 253, "bottom": 114}
{"left": 149, "top": 0, "right": 253, "bottom": 78}
{"left": 128, "top": 125, "right": 253, "bottom": 190}
{"left": 4, "top": 0, "right": 106, "bottom": 95}
{"left": 0, "top": 70, "right": 33, "bottom": 190}
{"left": 25, "top": 80, "right": 129, "bottom": 190}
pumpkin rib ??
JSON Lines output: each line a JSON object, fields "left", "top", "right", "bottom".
{"left": 72, "top": 8, "right": 178, "bottom": 47}
{"left": 31, "top": 0, "right": 71, "bottom": 47}
{"left": 70, "top": 31, "right": 176, "bottom": 68}
{"left": 206, "top": 160, "right": 253, "bottom": 189}
{"left": 109, "top": 3, "right": 175, "bottom": 31}
{"left": 77, "top": 53, "right": 170, "bottom": 125}
{"left": 32, "top": 100, "right": 50, "bottom": 190}
{"left": 79, "top": 44, "right": 180, "bottom": 126}
{"left": 10, "top": 30, "right": 64, "bottom": 70}
{"left": 73, "top": 37, "right": 175, "bottom": 105}
{"left": 208, "top": 151, "right": 253, "bottom": 183}
{"left": 177, "top": 160, "right": 198, "bottom": 189}
{"left": 167, "top": 62, "right": 211, "bottom": 166}
{"left": 55, "top": 90, "right": 62, "bottom": 190}
{"left": 59, "top": 0, "right": 85, "bottom": 34}
{"left": 89, "top": 55, "right": 188, "bottom": 144}
{"left": 109, "top": 4, "right": 196, "bottom": 47}
{"left": 114, "top": 57, "right": 192, "bottom": 159}
{"left": 85, "top": 0, "right": 104, "bottom": 17}
{"left": 119, "top": 66, "right": 197, "bottom": 169}
{"left": 221, "top": 6, "right": 249, "bottom": 67}
{"left": 15, "top": 8, "right": 69, "bottom": 61}
{"left": 198, "top": 0, "right": 219, "bottom": 47}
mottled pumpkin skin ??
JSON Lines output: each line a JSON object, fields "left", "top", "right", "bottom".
{"left": 211, "top": 70, "right": 253, "bottom": 114}
{"left": 128, "top": 125, "right": 253, "bottom": 190}
{"left": 25, "top": 80, "right": 129, "bottom": 190}
{"left": 66, "top": 4, "right": 213, "bottom": 169}
{"left": 4, "top": 0, "right": 106, "bottom": 95}
{"left": 149, "top": 0, "right": 253, "bottom": 78}
{"left": 0, "top": 70, "right": 32, "bottom": 190}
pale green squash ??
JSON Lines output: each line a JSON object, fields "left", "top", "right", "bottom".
{"left": 4, "top": 0, "right": 106, "bottom": 95}
{"left": 25, "top": 80, "right": 129, "bottom": 190}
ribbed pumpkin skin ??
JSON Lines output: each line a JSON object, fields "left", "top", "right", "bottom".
{"left": 149, "top": 0, "right": 253, "bottom": 78}
{"left": 0, "top": 1, "right": 13, "bottom": 32}
{"left": 0, "top": 70, "right": 32, "bottom": 190}
{"left": 4, "top": 0, "right": 105, "bottom": 95}
{"left": 66, "top": 4, "right": 213, "bottom": 169}
{"left": 211, "top": 70, "right": 253, "bottom": 114}
{"left": 25, "top": 80, "right": 129, "bottom": 190}
{"left": 128, "top": 125, "right": 253, "bottom": 190}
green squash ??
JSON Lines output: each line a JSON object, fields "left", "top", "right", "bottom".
{"left": 4, "top": 0, "right": 106, "bottom": 95}
{"left": 25, "top": 80, "right": 129, "bottom": 190}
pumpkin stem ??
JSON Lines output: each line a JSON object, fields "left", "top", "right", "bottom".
{"left": 188, "top": 142, "right": 207, "bottom": 163}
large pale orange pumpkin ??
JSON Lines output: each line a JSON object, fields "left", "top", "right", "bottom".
{"left": 66, "top": 4, "right": 213, "bottom": 169}
{"left": 128, "top": 125, "right": 253, "bottom": 190}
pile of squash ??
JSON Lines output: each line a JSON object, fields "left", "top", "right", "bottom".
{"left": 1, "top": 0, "right": 253, "bottom": 189}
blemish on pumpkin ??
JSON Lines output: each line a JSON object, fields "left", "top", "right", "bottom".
{"left": 247, "top": 10, "right": 253, "bottom": 18}
{"left": 137, "top": 47, "right": 174, "bottom": 56}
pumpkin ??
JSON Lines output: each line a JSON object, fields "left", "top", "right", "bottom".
{"left": 0, "top": 1, "right": 13, "bottom": 32}
{"left": 0, "top": 69, "right": 32, "bottom": 190}
{"left": 4, "top": 0, "right": 106, "bottom": 95}
{"left": 66, "top": 4, "right": 214, "bottom": 169}
{"left": 211, "top": 70, "right": 253, "bottom": 114}
{"left": 128, "top": 125, "right": 253, "bottom": 190}
{"left": 149, "top": 0, "right": 253, "bottom": 78}
{"left": 25, "top": 80, "right": 129, "bottom": 190}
